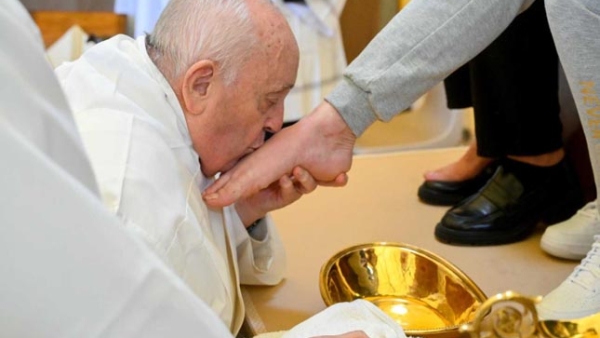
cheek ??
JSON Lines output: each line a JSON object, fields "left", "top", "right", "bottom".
{"left": 215, "top": 127, "right": 250, "bottom": 159}
{"left": 236, "top": 110, "right": 265, "bottom": 141}
{"left": 212, "top": 102, "right": 265, "bottom": 150}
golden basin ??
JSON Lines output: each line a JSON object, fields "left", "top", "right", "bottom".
{"left": 319, "top": 242, "right": 487, "bottom": 338}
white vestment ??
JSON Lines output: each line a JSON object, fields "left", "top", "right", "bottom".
{"left": 55, "top": 34, "right": 286, "bottom": 334}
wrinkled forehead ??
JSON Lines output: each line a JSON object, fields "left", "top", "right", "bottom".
{"left": 232, "top": 3, "right": 298, "bottom": 92}
{"left": 246, "top": 1, "right": 293, "bottom": 47}
{"left": 241, "top": 34, "right": 297, "bottom": 92}
{"left": 236, "top": 52, "right": 296, "bottom": 97}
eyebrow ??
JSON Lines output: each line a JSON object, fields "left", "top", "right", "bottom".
{"left": 270, "top": 83, "right": 295, "bottom": 94}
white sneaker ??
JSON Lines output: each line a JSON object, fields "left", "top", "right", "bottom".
{"left": 537, "top": 235, "right": 600, "bottom": 320}
{"left": 541, "top": 200, "right": 600, "bottom": 260}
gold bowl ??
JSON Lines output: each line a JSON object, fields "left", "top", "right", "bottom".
{"left": 319, "top": 242, "right": 487, "bottom": 338}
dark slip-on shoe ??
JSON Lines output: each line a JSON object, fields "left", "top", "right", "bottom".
{"left": 418, "top": 163, "right": 498, "bottom": 206}
{"left": 434, "top": 159, "right": 584, "bottom": 246}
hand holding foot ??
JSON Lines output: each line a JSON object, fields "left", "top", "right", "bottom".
{"left": 203, "top": 101, "right": 356, "bottom": 207}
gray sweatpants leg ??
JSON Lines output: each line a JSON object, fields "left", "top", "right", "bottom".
{"left": 546, "top": 0, "right": 600, "bottom": 210}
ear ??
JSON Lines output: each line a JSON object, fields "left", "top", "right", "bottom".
{"left": 181, "top": 59, "right": 215, "bottom": 115}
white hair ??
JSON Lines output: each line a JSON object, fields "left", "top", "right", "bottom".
{"left": 148, "top": 0, "right": 273, "bottom": 85}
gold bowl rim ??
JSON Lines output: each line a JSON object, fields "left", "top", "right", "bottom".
{"left": 319, "top": 241, "right": 488, "bottom": 336}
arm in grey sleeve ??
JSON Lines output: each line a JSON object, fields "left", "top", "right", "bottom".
{"left": 326, "top": 0, "right": 534, "bottom": 136}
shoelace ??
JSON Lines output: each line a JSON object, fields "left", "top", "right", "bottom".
{"left": 578, "top": 201, "right": 600, "bottom": 220}
{"left": 569, "top": 235, "right": 600, "bottom": 291}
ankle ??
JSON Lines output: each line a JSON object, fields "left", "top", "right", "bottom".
{"left": 424, "top": 156, "right": 494, "bottom": 181}
{"left": 507, "top": 148, "right": 565, "bottom": 167}
{"left": 501, "top": 157, "right": 566, "bottom": 191}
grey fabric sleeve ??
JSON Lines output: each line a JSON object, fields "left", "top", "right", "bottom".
{"left": 326, "top": 0, "right": 534, "bottom": 136}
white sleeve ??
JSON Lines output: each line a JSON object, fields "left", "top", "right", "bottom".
{"left": 226, "top": 208, "right": 287, "bottom": 286}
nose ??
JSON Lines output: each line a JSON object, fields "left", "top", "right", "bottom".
{"left": 262, "top": 101, "right": 285, "bottom": 141}
{"left": 252, "top": 130, "right": 266, "bottom": 148}
{"left": 264, "top": 118, "right": 283, "bottom": 137}
{"left": 264, "top": 104, "right": 284, "bottom": 134}
{"left": 263, "top": 119, "right": 283, "bottom": 142}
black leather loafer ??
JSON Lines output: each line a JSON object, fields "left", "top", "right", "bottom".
{"left": 435, "top": 159, "right": 584, "bottom": 246}
{"left": 418, "top": 163, "right": 498, "bottom": 206}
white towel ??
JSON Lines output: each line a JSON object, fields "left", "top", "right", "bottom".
{"left": 256, "top": 299, "right": 407, "bottom": 338}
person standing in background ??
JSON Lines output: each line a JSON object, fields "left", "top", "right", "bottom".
{"left": 419, "top": 0, "right": 584, "bottom": 246}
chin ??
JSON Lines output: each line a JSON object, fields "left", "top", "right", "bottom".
{"left": 219, "top": 161, "right": 238, "bottom": 175}
{"left": 198, "top": 160, "right": 219, "bottom": 177}
{"left": 200, "top": 167, "right": 217, "bottom": 177}
{"left": 201, "top": 156, "right": 243, "bottom": 177}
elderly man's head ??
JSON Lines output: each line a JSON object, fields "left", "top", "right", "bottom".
{"left": 148, "top": 0, "right": 299, "bottom": 176}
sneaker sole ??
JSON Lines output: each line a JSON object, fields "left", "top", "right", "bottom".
{"left": 539, "top": 240, "right": 588, "bottom": 260}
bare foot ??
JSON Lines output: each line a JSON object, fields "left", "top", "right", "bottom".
{"left": 424, "top": 142, "right": 493, "bottom": 182}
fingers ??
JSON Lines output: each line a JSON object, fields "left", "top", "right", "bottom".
{"left": 291, "top": 166, "right": 318, "bottom": 194}
{"left": 276, "top": 167, "right": 316, "bottom": 204}
{"left": 277, "top": 174, "right": 298, "bottom": 203}
{"left": 317, "top": 173, "right": 349, "bottom": 187}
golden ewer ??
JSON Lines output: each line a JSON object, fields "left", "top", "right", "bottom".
{"left": 319, "top": 242, "right": 600, "bottom": 338}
